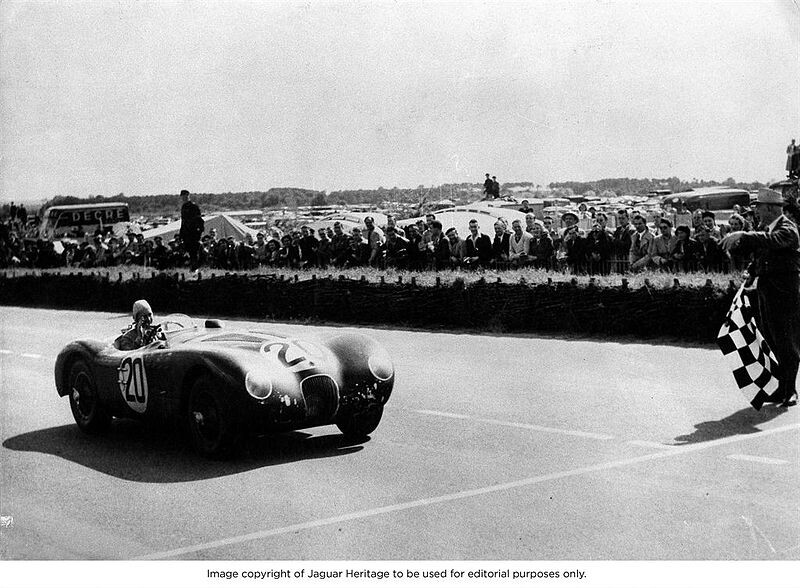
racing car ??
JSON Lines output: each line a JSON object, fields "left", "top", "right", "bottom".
{"left": 54, "top": 314, "right": 394, "bottom": 458}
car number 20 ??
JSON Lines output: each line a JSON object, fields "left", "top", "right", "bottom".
{"left": 260, "top": 340, "right": 321, "bottom": 373}
{"left": 118, "top": 356, "right": 149, "bottom": 413}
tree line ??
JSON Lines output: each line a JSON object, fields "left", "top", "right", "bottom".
{"left": 37, "top": 177, "right": 766, "bottom": 218}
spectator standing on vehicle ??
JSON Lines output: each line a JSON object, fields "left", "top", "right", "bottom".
{"left": 722, "top": 188, "right": 800, "bottom": 407}
{"left": 179, "top": 190, "right": 204, "bottom": 271}
{"left": 463, "top": 219, "right": 492, "bottom": 268}
{"left": 491, "top": 176, "right": 500, "bottom": 199}
{"left": 483, "top": 174, "right": 493, "bottom": 199}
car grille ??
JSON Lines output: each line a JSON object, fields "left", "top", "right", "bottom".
{"left": 301, "top": 375, "right": 339, "bottom": 420}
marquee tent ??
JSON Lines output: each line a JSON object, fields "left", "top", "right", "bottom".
{"left": 141, "top": 214, "right": 258, "bottom": 242}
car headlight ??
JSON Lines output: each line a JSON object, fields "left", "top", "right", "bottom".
{"left": 245, "top": 369, "right": 273, "bottom": 400}
{"left": 367, "top": 347, "right": 394, "bottom": 382}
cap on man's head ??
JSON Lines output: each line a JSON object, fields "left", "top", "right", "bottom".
{"left": 701, "top": 210, "right": 716, "bottom": 219}
{"left": 755, "top": 188, "right": 784, "bottom": 206}
{"left": 561, "top": 211, "right": 579, "bottom": 222}
{"left": 180, "top": 189, "right": 190, "bottom": 197}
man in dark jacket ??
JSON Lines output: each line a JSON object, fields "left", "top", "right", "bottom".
{"left": 491, "top": 220, "right": 510, "bottom": 265}
{"left": 463, "top": 219, "right": 492, "bottom": 268}
{"left": 722, "top": 188, "right": 800, "bottom": 407}
{"left": 179, "top": 189, "right": 204, "bottom": 271}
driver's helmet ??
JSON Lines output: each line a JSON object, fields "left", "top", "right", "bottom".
{"left": 132, "top": 300, "right": 153, "bottom": 325}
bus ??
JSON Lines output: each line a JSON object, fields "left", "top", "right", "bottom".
{"left": 38, "top": 202, "right": 130, "bottom": 240}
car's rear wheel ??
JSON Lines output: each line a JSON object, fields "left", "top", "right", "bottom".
{"left": 68, "top": 359, "right": 111, "bottom": 434}
{"left": 186, "top": 375, "right": 239, "bottom": 459}
{"left": 336, "top": 404, "right": 383, "bottom": 440}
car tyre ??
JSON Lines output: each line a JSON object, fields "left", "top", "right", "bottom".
{"left": 186, "top": 375, "right": 240, "bottom": 459}
{"left": 68, "top": 359, "right": 111, "bottom": 434}
{"left": 336, "top": 404, "right": 383, "bottom": 440}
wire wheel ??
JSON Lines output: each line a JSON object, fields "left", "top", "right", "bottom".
{"left": 186, "top": 375, "right": 239, "bottom": 459}
{"left": 68, "top": 360, "right": 111, "bottom": 434}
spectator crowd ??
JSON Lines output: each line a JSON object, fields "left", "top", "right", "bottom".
{"left": 4, "top": 199, "right": 796, "bottom": 276}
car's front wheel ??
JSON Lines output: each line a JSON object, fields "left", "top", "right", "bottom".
{"left": 336, "top": 404, "right": 384, "bottom": 440}
{"left": 186, "top": 375, "right": 240, "bottom": 459}
{"left": 68, "top": 359, "right": 111, "bottom": 434}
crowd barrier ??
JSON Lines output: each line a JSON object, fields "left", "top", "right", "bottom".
{"left": 0, "top": 270, "right": 735, "bottom": 343}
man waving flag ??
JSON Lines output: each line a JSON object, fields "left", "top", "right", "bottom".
{"left": 720, "top": 187, "right": 800, "bottom": 410}
{"left": 717, "top": 284, "right": 780, "bottom": 410}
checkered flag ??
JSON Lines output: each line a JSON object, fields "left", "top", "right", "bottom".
{"left": 717, "top": 284, "right": 780, "bottom": 410}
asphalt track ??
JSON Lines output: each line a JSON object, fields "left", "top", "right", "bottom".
{"left": 0, "top": 307, "right": 798, "bottom": 561}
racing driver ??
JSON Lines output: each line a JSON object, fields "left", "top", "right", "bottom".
{"left": 115, "top": 299, "right": 161, "bottom": 350}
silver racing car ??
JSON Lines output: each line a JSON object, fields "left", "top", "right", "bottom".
{"left": 54, "top": 315, "right": 395, "bottom": 458}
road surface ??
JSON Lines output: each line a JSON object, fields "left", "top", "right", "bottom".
{"left": 0, "top": 307, "right": 798, "bottom": 560}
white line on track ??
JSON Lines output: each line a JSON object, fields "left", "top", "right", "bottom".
{"left": 20, "top": 353, "right": 42, "bottom": 359}
{"left": 415, "top": 409, "right": 471, "bottom": 420}
{"left": 136, "top": 421, "right": 800, "bottom": 560}
{"left": 414, "top": 409, "right": 614, "bottom": 440}
{"left": 0, "top": 349, "right": 11, "bottom": 354}
{"left": 727, "top": 454, "right": 788, "bottom": 465}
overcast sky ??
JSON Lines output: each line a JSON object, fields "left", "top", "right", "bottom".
{"left": 1, "top": 0, "right": 798, "bottom": 203}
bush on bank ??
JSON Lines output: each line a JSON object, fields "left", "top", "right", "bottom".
{"left": 0, "top": 268, "right": 736, "bottom": 343}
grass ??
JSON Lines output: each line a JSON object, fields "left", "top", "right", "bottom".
{"left": 1, "top": 265, "right": 741, "bottom": 290}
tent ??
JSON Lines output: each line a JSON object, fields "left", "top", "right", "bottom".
{"left": 141, "top": 214, "right": 258, "bottom": 242}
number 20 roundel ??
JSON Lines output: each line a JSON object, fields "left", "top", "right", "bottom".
{"left": 118, "top": 356, "right": 149, "bottom": 413}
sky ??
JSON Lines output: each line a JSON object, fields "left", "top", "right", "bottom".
{"left": 1, "top": 0, "right": 798, "bottom": 203}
